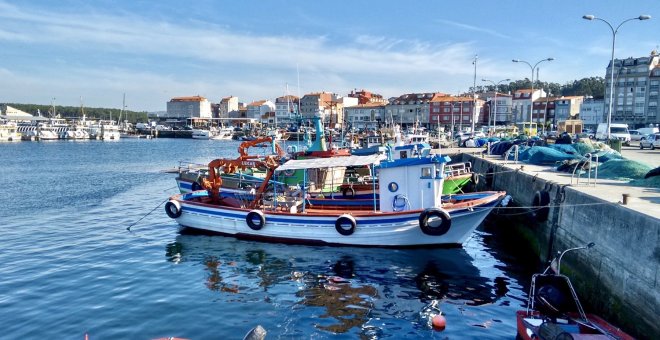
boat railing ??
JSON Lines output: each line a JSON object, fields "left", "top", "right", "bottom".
{"left": 444, "top": 162, "right": 472, "bottom": 177}
{"left": 177, "top": 161, "right": 207, "bottom": 174}
{"left": 570, "top": 153, "right": 598, "bottom": 186}
{"left": 504, "top": 145, "right": 519, "bottom": 164}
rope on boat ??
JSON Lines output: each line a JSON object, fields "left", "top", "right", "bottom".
{"left": 127, "top": 198, "right": 169, "bottom": 231}
{"left": 466, "top": 200, "right": 623, "bottom": 217}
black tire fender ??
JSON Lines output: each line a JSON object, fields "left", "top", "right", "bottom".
{"left": 335, "top": 214, "right": 356, "bottom": 236}
{"left": 246, "top": 210, "right": 266, "bottom": 230}
{"left": 419, "top": 208, "right": 452, "bottom": 236}
{"left": 342, "top": 187, "right": 356, "bottom": 199}
{"left": 531, "top": 190, "right": 551, "bottom": 222}
{"left": 165, "top": 200, "right": 182, "bottom": 219}
{"left": 471, "top": 172, "right": 480, "bottom": 186}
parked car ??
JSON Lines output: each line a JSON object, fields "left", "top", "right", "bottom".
{"left": 639, "top": 133, "right": 660, "bottom": 150}
{"left": 629, "top": 130, "right": 644, "bottom": 141}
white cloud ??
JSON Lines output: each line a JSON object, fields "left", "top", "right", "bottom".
{"left": 435, "top": 19, "right": 512, "bottom": 40}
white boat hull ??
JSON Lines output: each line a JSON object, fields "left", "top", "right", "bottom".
{"left": 169, "top": 191, "right": 504, "bottom": 247}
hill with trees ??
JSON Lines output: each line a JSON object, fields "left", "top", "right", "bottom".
{"left": 476, "top": 76, "right": 605, "bottom": 99}
{"left": 1, "top": 102, "right": 148, "bottom": 123}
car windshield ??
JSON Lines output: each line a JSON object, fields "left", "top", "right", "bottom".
{"left": 611, "top": 127, "right": 628, "bottom": 133}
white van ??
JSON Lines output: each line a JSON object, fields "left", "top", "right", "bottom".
{"left": 595, "top": 123, "right": 630, "bottom": 145}
{"left": 637, "top": 127, "right": 659, "bottom": 136}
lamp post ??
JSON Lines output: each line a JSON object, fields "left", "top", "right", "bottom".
{"left": 471, "top": 54, "right": 478, "bottom": 135}
{"left": 482, "top": 78, "right": 510, "bottom": 136}
{"left": 512, "top": 58, "right": 554, "bottom": 135}
{"left": 582, "top": 14, "right": 651, "bottom": 139}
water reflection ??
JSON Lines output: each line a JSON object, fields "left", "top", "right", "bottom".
{"left": 165, "top": 235, "right": 505, "bottom": 335}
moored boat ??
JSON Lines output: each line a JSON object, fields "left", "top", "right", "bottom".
{"left": 516, "top": 242, "right": 633, "bottom": 339}
{"left": 165, "top": 142, "right": 506, "bottom": 247}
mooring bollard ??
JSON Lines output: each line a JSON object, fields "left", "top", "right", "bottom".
{"left": 622, "top": 193, "right": 630, "bottom": 205}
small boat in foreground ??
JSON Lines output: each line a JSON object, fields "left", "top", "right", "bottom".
{"left": 165, "top": 144, "right": 506, "bottom": 247}
{"left": 516, "top": 242, "right": 633, "bottom": 339}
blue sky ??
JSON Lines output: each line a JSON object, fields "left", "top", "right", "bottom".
{"left": 1, "top": 0, "right": 660, "bottom": 112}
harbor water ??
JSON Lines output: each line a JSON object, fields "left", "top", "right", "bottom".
{"left": 0, "top": 139, "right": 537, "bottom": 339}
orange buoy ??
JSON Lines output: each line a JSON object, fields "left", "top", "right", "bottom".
{"left": 432, "top": 314, "right": 446, "bottom": 331}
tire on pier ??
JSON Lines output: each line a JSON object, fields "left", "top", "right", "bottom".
{"left": 419, "top": 208, "right": 451, "bottom": 236}
{"left": 335, "top": 214, "right": 357, "bottom": 236}
{"left": 531, "top": 190, "right": 551, "bottom": 222}
{"left": 165, "top": 200, "right": 182, "bottom": 219}
{"left": 246, "top": 210, "right": 266, "bottom": 230}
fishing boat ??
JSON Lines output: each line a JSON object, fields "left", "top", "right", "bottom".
{"left": 165, "top": 141, "right": 506, "bottom": 247}
{"left": 516, "top": 242, "right": 633, "bottom": 339}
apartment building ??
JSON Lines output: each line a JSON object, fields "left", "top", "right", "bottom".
{"left": 580, "top": 98, "right": 605, "bottom": 129}
{"left": 166, "top": 96, "right": 212, "bottom": 119}
{"left": 605, "top": 51, "right": 660, "bottom": 128}
{"left": 274, "top": 95, "right": 299, "bottom": 126}
{"left": 531, "top": 96, "right": 557, "bottom": 128}
{"left": 479, "top": 92, "right": 513, "bottom": 125}
{"left": 218, "top": 96, "right": 239, "bottom": 119}
{"left": 347, "top": 89, "right": 388, "bottom": 105}
{"left": 429, "top": 95, "right": 485, "bottom": 132}
{"left": 343, "top": 102, "right": 386, "bottom": 129}
{"left": 246, "top": 100, "right": 276, "bottom": 125}
{"left": 512, "top": 89, "right": 546, "bottom": 124}
{"left": 386, "top": 92, "right": 444, "bottom": 128}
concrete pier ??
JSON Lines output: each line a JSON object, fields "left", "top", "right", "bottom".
{"left": 442, "top": 148, "right": 659, "bottom": 338}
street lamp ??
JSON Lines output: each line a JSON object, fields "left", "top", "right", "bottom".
{"left": 471, "top": 54, "right": 478, "bottom": 135}
{"left": 482, "top": 78, "right": 510, "bottom": 136}
{"left": 582, "top": 14, "right": 651, "bottom": 139}
{"left": 512, "top": 58, "right": 554, "bottom": 135}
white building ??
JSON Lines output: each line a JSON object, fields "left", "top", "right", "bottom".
{"left": 512, "top": 89, "right": 546, "bottom": 124}
{"left": 246, "top": 100, "right": 276, "bottom": 125}
{"left": 344, "top": 102, "right": 386, "bottom": 129}
{"left": 580, "top": 98, "right": 605, "bottom": 129}
{"left": 166, "top": 96, "right": 212, "bottom": 119}
{"left": 605, "top": 51, "right": 660, "bottom": 128}
{"left": 274, "top": 95, "right": 299, "bottom": 126}
{"left": 218, "top": 96, "right": 239, "bottom": 118}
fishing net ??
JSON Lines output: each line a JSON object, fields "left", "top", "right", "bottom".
{"left": 549, "top": 144, "right": 578, "bottom": 155}
{"left": 571, "top": 142, "right": 596, "bottom": 156}
{"left": 629, "top": 176, "right": 660, "bottom": 188}
{"left": 525, "top": 146, "right": 584, "bottom": 165}
{"left": 591, "top": 159, "right": 652, "bottom": 181}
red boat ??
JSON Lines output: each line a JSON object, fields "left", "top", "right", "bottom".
{"left": 516, "top": 243, "right": 634, "bottom": 340}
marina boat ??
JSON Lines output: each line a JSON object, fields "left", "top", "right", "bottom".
{"left": 516, "top": 242, "right": 633, "bottom": 339}
{"left": 100, "top": 121, "right": 121, "bottom": 140}
{"left": 165, "top": 143, "right": 506, "bottom": 247}
{"left": 211, "top": 126, "right": 234, "bottom": 140}
{"left": 0, "top": 121, "right": 20, "bottom": 141}
{"left": 192, "top": 128, "right": 212, "bottom": 139}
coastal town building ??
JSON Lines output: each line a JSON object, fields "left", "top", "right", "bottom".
{"left": 512, "top": 89, "right": 546, "bottom": 124}
{"left": 386, "top": 92, "right": 445, "bottom": 129}
{"left": 531, "top": 96, "right": 557, "bottom": 129}
{"left": 479, "top": 92, "right": 513, "bottom": 126}
{"left": 300, "top": 92, "right": 355, "bottom": 127}
{"left": 605, "top": 51, "right": 660, "bottom": 128}
{"left": 580, "top": 98, "right": 605, "bottom": 129}
{"left": 347, "top": 89, "right": 388, "bottom": 105}
{"left": 218, "top": 96, "right": 239, "bottom": 119}
{"left": 343, "top": 102, "right": 386, "bottom": 130}
{"left": 429, "top": 94, "right": 485, "bottom": 132}
{"left": 274, "top": 95, "right": 299, "bottom": 126}
{"left": 165, "top": 96, "right": 212, "bottom": 119}
{"left": 246, "top": 100, "right": 276, "bottom": 125}
{"left": 554, "top": 96, "right": 584, "bottom": 122}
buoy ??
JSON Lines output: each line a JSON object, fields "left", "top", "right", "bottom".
{"left": 432, "top": 314, "right": 446, "bottom": 331}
